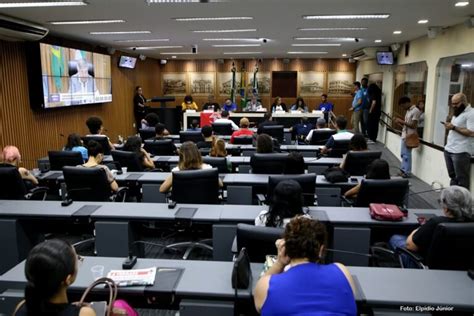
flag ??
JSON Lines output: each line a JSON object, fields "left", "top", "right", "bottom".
{"left": 239, "top": 62, "right": 246, "bottom": 110}
{"left": 50, "top": 45, "right": 65, "bottom": 91}
{"left": 230, "top": 63, "right": 236, "bottom": 103}
{"left": 252, "top": 64, "right": 259, "bottom": 97}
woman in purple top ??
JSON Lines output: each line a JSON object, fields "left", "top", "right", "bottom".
{"left": 254, "top": 216, "right": 357, "bottom": 316}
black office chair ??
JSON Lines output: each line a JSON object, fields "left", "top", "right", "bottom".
{"left": 309, "top": 129, "right": 337, "bottom": 145}
{"left": 48, "top": 151, "right": 84, "bottom": 170}
{"left": 83, "top": 136, "right": 112, "bottom": 155}
{"left": 62, "top": 166, "right": 128, "bottom": 202}
{"left": 343, "top": 151, "right": 382, "bottom": 176}
{"left": 199, "top": 148, "right": 211, "bottom": 156}
{"left": 328, "top": 139, "right": 351, "bottom": 158}
{"left": 266, "top": 174, "right": 316, "bottom": 206}
{"left": 202, "top": 157, "right": 230, "bottom": 173}
{"left": 212, "top": 123, "right": 234, "bottom": 136}
{"left": 345, "top": 179, "right": 409, "bottom": 207}
{"left": 179, "top": 131, "right": 204, "bottom": 143}
{"left": 171, "top": 168, "right": 220, "bottom": 204}
{"left": 261, "top": 125, "right": 284, "bottom": 143}
{"left": 111, "top": 150, "right": 144, "bottom": 172}
{"left": 0, "top": 164, "right": 48, "bottom": 200}
{"left": 250, "top": 153, "right": 288, "bottom": 174}
{"left": 233, "top": 136, "right": 253, "bottom": 145}
{"left": 144, "top": 139, "right": 176, "bottom": 156}
{"left": 139, "top": 129, "right": 156, "bottom": 141}
{"left": 236, "top": 224, "right": 284, "bottom": 262}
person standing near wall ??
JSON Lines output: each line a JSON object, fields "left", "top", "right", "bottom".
{"left": 367, "top": 83, "right": 382, "bottom": 142}
{"left": 133, "top": 86, "right": 148, "bottom": 132}
{"left": 443, "top": 93, "right": 474, "bottom": 190}
{"left": 360, "top": 78, "right": 370, "bottom": 137}
{"left": 349, "top": 82, "right": 363, "bottom": 134}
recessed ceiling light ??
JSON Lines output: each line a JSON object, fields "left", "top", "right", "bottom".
{"left": 298, "top": 27, "right": 367, "bottom": 31}
{"left": 393, "top": 30, "right": 402, "bottom": 34}
{"left": 90, "top": 31, "right": 151, "bottom": 35}
{"left": 222, "top": 52, "right": 262, "bottom": 55}
{"left": 294, "top": 37, "right": 355, "bottom": 41}
{"left": 418, "top": 19, "right": 429, "bottom": 24}
{"left": 192, "top": 29, "right": 257, "bottom": 33}
{"left": 0, "top": 1, "right": 87, "bottom": 8}
{"left": 147, "top": 0, "right": 205, "bottom": 3}
{"left": 202, "top": 38, "right": 261, "bottom": 41}
{"left": 461, "top": 63, "right": 472, "bottom": 68}
{"left": 132, "top": 46, "right": 183, "bottom": 49}
{"left": 291, "top": 43, "right": 341, "bottom": 47}
{"left": 161, "top": 52, "right": 195, "bottom": 55}
{"left": 303, "top": 14, "right": 390, "bottom": 20}
{"left": 174, "top": 17, "right": 253, "bottom": 21}
{"left": 50, "top": 19, "right": 125, "bottom": 25}
{"left": 115, "top": 39, "right": 170, "bottom": 43}
{"left": 374, "top": 39, "right": 382, "bottom": 43}
{"left": 342, "top": 54, "right": 347, "bottom": 57}
{"left": 171, "top": 55, "right": 177, "bottom": 59}
{"left": 212, "top": 44, "right": 261, "bottom": 47}
{"left": 455, "top": 1, "right": 469, "bottom": 6}
{"left": 287, "top": 51, "right": 328, "bottom": 54}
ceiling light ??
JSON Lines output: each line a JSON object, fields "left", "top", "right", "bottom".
{"left": 161, "top": 52, "right": 196, "bottom": 55}
{"left": 461, "top": 63, "right": 472, "bottom": 68}
{"left": 303, "top": 14, "right": 390, "bottom": 20}
{"left": 455, "top": 1, "right": 469, "bottom": 6}
{"left": 132, "top": 46, "right": 183, "bottom": 49}
{"left": 342, "top": 54, "right": 347, "bottom": 57}
{"left": 298, "top": 27, "right": 367, "bottom": 31}
{"left": 193, "top": 29, "right": 257, "bottom": 33}
{"left": 90, "top": 31, "right": 151, "bottom": 35}
{"left": 171, "top": 55, "right": 177, "bottom": 59}
{"left": 393, "top": 30, "right": 402, "bottom": 34}
{"left": 294, "top": 37, "right": 355, "bottom": 41}
{"left": 287, "top": 51, "right": 328, "bottom": 54}
{"left": 418, "top": 19, "right": 429, "bottom": 24}
{"left": 174, "top": 17, "right": 253, "bottom": 21}
{"left": 202, "top": 38, "right": 260, "bottom": 41}
{"left": 374, "top": 39, "right": 382, "bottom": 43}
{"left": 50, "top": 19, "right": 125, "bottom": 25}
{"left": 148, "top": 0, "right": 201, "bottom": 3}
{"left": 222, "top": 52, "right": 262, "bottom": 55}
{"left": 212, "top": 44, "right": 261, "bottom": 47}
{"left": 291, "top": 43, "right": 341, "bottom": 47}
{"left": 115, "top": 39, "right": 170, "bottom": 43}
{"left": 0, "top": 1, "right": 87, "bottom": 8}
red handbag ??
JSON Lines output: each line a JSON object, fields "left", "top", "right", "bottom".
{"left": 369, "top": 203, "right": 405, "bottom": 221}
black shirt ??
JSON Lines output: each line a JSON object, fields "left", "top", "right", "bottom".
{"left": 202, "top": 102, "right": 220, "bottom": 112}
{"left": 270, "top": 103, "right": 287, "bottom": 112}
{"left": 134, "top": 94, "right": 148, "bottom": 115}
{"left": 257, "top": 120, "right": 278, "bottom": 134}
{"left": 412, "top": 216, "right": 459, "bottom": 257}
{"left": 16, "top": 302, "right": 80, "bottom": 316}
{"left": 197, "top": 140, "right": 213, "bottom": 149}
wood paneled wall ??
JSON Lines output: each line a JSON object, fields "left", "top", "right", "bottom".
{"left": 0, "top": 40, "right": 161, "bottom": 169}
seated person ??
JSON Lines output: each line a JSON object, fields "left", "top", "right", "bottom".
{"left": 122, "top": 136, "right": 155, "bottom": 170}
{"left": 141, "top": 113, "right": 160, "bottom": 130}
{"left": 244, "top": 95, "right": 264, "bottom": 112}
{"left": 202, "top": 94, "right": 220, "bottom": 111}
{"left": 271, "top": 96, "right": 287, "bottom": 112}
{"left": 320, "top": 116, "right": 353, "bottom": 155}
{"left": 189, "top": 119, "right": 201, "bottom": 131}
{"left": 15, "top": 239, "right": 96, "bottom": 316}
{"left": 290, "top": 97, "right": 309, "bottom": 112}
{"left": 181, "top": 95, "right": 198, "bottom": 111}
{"left": 389, "top": 185, "right": 473, "bottom": 268}
{"left": 197, "top": 125, "right": 214, "bottom": 149}
{"left": 255, "top": 180, "right": 309, "bottom": 227}
{"left": 85, "top": 116, "right": 115, "bottom": 151}
{"left": 230, "top": 117, "right": 254, "bottom": 144}
{"left": 64, "top": 133, "right": 88, "bottom": 162}
{"left": 159, "top": 142, "right": 222, "bottom": 192}
{"left": 256, "top": 133, "right": 274, "bottom": 153}
{"left": 210, "top": 138, "right": 227, "bottom": 157}
{"left": 254, "top": 216, "right": 357, "bottom": 315}
{"left": 339, "top": 133, "right": 368, "bottom": 170}
{"left": 305, "top": 118, "right": 332, "bottom": 143}
{"left": 2, "top": 145, "right": 38, "bottom": 187}
{"left": 284, "top": 152, "right": 305, "bottom": 174}
{"left": 257, "top": 113, "right": 278, "bottom": 134}
{"left": 80, "top": 140, "right": 118, "bottom": 192}
{"left": 291, "top": 117, "right": 314, "bottom": 144}
{"left": 154, "top": 123, "right": 177, "bottom": 153}
{"left": 214, "top": 110, "right": 239, "bottom": 131}
{"left": 222, "top": 98, "right": 238, "bottom": 112}
{"left": 344, "top": 159, "right": 390, "bottom": 198}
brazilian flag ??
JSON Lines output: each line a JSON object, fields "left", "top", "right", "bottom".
{"left": 50, "top": 45, "right": 65, "bottom": 91}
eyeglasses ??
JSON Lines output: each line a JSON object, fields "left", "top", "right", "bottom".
{"left": 451, "top": 100, "right": 461, "bottom": 105}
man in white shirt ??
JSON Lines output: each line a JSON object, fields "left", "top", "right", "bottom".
{"left": 306, "top": 118, "right": 332, "bottom": 143}
{"left": 395, "top": 96, "right": 420, "bottom": 178}
{"left": 443, "top": 93, "right": 474, "bottom": 189}
{"left": 213, "top": 110, "right": 239, "bottom": 131}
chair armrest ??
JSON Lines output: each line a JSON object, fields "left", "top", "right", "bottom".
{"left": 395, "top": 247, "right": 427, "bottom": 269}
{"left": 26, "top": 186, "right": 49, "bottom": 201}
{"left": 231, "top": 236, "right": 238, "bottom": 254}
{"left": 256, "top": 194, "right": 267, "bottom": 205}
{"left": 112, "top": 186, "right": 129, "bottom": 202}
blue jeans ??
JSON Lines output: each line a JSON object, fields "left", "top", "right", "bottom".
{"left": 400, "top": 140, "right": 412, "bottom": 174}
{"left": 389, "top": 235, "right": 418, "bottom": 268}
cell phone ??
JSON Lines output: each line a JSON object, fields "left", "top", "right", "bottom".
{"left": 168, "top": 200, "right": 177, "bottom": 209}
{"left": 122, "top": 255, "right": 137, "bottom": 270}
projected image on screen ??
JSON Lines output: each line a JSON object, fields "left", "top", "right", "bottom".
{"left": 376, "top": 52, "right": 394, "bottom": 65}
{"left": 40, "top": 43, "right": 112, "bottom": 108}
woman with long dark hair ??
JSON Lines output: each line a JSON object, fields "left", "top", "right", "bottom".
{"left": 64, "top": 133, "right": 88, "bottom": 162}
{"left": 367, "top": 83, "right": 382, "bottom": 142}
{"left": 123, "top": 136, "right": 155, "bottom": 169}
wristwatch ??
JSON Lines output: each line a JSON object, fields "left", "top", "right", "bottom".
{"left": 452, "top": 125, "right": 457, "bottom": 131}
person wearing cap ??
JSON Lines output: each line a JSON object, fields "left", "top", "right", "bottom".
{"left": 230, "top": 117, "right": 254, "bottom": 143}
{"left": 305, "top": 118, "right": 332, "bottom": 143}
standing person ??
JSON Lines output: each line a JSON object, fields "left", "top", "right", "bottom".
{"left": 395, "top": 96, "right": 421, "bottom": 178}
{"left": 443, "top": 93, "right": 474, "bottom": 189}
{"left": 290, "top": 97, "right": 309, "bottom": 113}
{"left": 181, "top": 95, "right": 198, "bottom": 111}
{"left": 230, "top": 118, "right": 254, "bottom": 143}
{"left": 360, "top": 78, "right": 370, "bottom": 136}
{"left": 271, "top": 97, "right": 287, "bottom": 112}
{"left": 222, "top": 98, "right": 238, "bottom": 112}
{"left": 416, "top": 100, "right": 425, "bottom": 138}
{"left": 367, "top": 83, "right": 382, "bottom": 142}
{"left": 349, "top": 82, "right": 364, "bottom": 134}
{"left": 133, "top": 86, "right": 148, "bottom": 132}
{"left": 318, "top": 94, "right": 334, "bottom": 123}
{"left": 202, "top": 95, "right": 220, "bottom": 112}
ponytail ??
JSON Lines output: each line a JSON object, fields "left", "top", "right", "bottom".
{"left": 24, "top": 282, "right": 45, "bottom": 316}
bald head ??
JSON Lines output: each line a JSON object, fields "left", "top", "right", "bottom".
{"left": 452, "top": 93, "right": 468, "bottom": 106}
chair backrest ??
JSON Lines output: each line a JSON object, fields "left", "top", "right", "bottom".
{"left": 309, "top": 129, "right": 337, "bottom": 145}
{"left": 139, "top": 129, "right": 156, "bottom": 141}
{"left": 236, "top": 224, "right": 284, "bottom": 262}
{"left": 83, "top": 136, "right": 111, "bottom": 155}
{"left": 171, "top": 168, "right": 219, "bottom": 204}
{"left": 63, "top": 166, "right": 111, "bottom": 201}
{"left": 426, "top": 222, "right": 474, "bottom": 270}
{"left": 250, "top": 153, "right": 288, "bottom": 174}
{"left": 48, "top": 151, "right": 84, "bottom": 170}
{"left": 144, "top": 139, "right": 175, "bottom": 156}
{"left": 261, "top": 125, "right": 284, "bottom": 143}
{"left": 233, "top": 136, "right": 253, "bottom": 145}
{"left": 268, "top": 174, "right": 316, "bottom": 206}
{"left": 111, "top": 150, "right": 144, "bottom": 172}
{"left": 355, "top": 179, "right": 409, "bottom": 207}
{"left": 179, "top": 131, "right": 204, "bottom": 143}
{"left": 202, "top": 157, "right": 229, "bottom": 173}
{"left": 343, "top": 151, "right": 382, "bottom": 176}
{"left": 0, "top": 164, "right": 27, "bottom": 199}
{"left": 199, "top": 148, "right": 211, "bottom": 156}
{"left": 328, "top": 139, "right": 351, "bottom": 157}
{"left": 212, "top": 123, "right": 234, "bottom": 136}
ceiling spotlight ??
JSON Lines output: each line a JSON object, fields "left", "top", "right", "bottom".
{"left": 455, "top": 1, "right": 469, "bottom": 7}
{"left": 393, "top": 30, "right": 402, "bottom": 34}
{"left": 342, "top": 54, "right": 347, "bottom": 57}
{"left": 418, "top": 19, "right": 429, "bottom": 24}
{"left": 374, "top": 39, "right": 382, "bottom": 43}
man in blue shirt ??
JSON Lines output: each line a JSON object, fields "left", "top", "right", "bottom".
{"left": 318, "top": 94, "right": 334, "bottom": 123}
{"left": 360, "top": 77, "right": 370, "bottom": 136}
{"left": 291, "top": 117, "right": 314, "bottom": 144}
{"left": 222, "top": 98, "right": 237, "bottom": 112}
{"left": 349, "top": 81, "right": 363, "bottom": 134}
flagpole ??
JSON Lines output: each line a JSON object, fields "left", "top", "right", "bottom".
{"left": 230, "top": 62, "right": 236, "bottom": 104}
